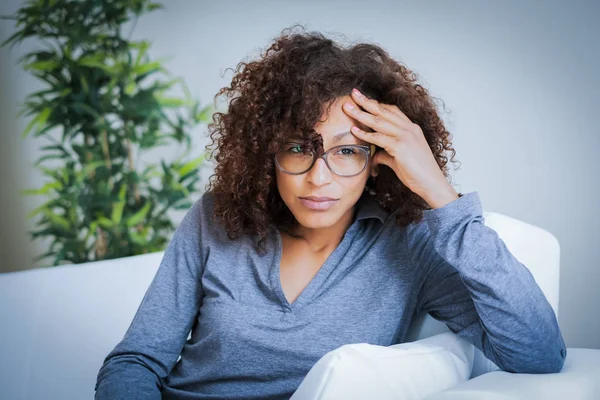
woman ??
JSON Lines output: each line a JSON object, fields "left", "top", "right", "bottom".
{"left": 95, "top": 26, "right": 566, "bottom": 399}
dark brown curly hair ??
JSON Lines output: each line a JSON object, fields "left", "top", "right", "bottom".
{"left": 205, "top": 25, "right": 461, "bottom": 254}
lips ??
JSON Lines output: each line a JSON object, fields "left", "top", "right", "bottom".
{"left": 299, "top": 196, "right": 339, "bottom": 211}
{"left": 300, "top": 196, "right": 337, "bottom": 201}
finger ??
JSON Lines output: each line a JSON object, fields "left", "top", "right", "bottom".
{"left": 344, "top": 102, "right": 400, "bottom": 137}
{"left": 372, "top": 148, "right": 394, "bottom": 170}
{"left": 347, "top": 94, "right": 406, "bottom": 129}
{"left": 350, "top": 125, "right": 397, "bottom": 154}
{"left": 351, "top": 88, "right": 411, "bottom": 123}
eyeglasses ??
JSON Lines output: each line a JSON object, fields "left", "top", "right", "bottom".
{"left": 274, "top": 142, "right": 376, "bottom": 177}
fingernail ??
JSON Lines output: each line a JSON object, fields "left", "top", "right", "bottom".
{"left": 344, "top": 103, "right": 355, "bottom": 110}
{"left": 353, "top": 88, "right": 363, "bottom": 97}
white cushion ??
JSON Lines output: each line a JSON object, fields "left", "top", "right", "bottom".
{"left": 291, "top": 331, "right": 474, "bottom": 400}
{"left": 423, "top": 348, "right": 600, "bottom": 400}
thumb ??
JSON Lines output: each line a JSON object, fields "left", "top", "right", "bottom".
{"left": 372, "top": 149, "right": 394, "bottom": 175}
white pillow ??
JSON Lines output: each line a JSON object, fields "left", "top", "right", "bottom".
{"left": 290, "top": 332, "right": 475, "bottom": 400}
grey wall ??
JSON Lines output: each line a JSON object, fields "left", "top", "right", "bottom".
{"left": 1, "top": 0, "right": 598, "bottom": 350}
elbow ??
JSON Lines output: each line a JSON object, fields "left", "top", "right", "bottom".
{"left": 500, "top": 344, "right": 567, "bottom": 374}
{"left": 534, "top": 332, "right": 568, "bottom": 374}
{"left": 544, "top": 345, "right": 567, "bottom": 374}
{"left": 95, "top": 355, "right": 164, "bottom": 397}
{"left": 502, "top": 319, "right": 568, "bottom": 374}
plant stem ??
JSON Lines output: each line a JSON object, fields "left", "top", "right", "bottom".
{"left": 95, "top": 226, "right": 107, "bottom": 259}
{"left": 126, "top": 137, "right": 140, "bottom": 203}
{"left": 126, "top": 135, "right": 144, "bottom": 234}
{"left": 85, "top": 134, "right": 95, "bottom": 180}
{"left": 100, "top": 129, "right": 114, "bottom": 190}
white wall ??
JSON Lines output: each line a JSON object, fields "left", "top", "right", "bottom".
{"left": 1, "top": 0, "right": 598, "bottom": 350}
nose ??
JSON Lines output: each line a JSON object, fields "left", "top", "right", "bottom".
{"left": 307, "top": 157, "right": 333, "bottom": 186}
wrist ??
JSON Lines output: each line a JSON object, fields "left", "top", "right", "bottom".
{"left": 422, "top": 186, "right": 461, "bottom": 209}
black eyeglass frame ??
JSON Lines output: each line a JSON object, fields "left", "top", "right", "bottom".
{"left": 274, "top": 143, "right": 377, "bottom": 177}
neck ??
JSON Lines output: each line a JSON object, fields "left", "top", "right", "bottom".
{"left": 284, "top": 206, "right": 356, "bottom": 253}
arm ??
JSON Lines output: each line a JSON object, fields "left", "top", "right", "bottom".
{"left": 407, "top": 191, "right": 567, "bottom": 374}
{"left": 94, "top": 196, "right": 207, "bottom": 399}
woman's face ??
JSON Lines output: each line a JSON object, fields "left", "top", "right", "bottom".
{"left": 275, "top": 95, "right": 376, "bottom": 230}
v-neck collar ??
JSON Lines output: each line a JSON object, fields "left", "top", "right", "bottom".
{"left": 270, "top": 221, "right": 360, "bottom": 313}
{"left": 268, "top": 194, "right": 390, "bottom": 313}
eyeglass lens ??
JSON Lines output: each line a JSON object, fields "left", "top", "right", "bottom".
{"left": 276, "top": 145, "right": 368, "bottom": 176}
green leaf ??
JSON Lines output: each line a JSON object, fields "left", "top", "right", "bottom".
{"left": 111, "top": 184, "right": 127, "bottom": 224}
{"left": 79, "top": 57, "right": 117, "bottom": 74}
{"left": 39, "top": 166, "right": 61, "bottom": 179}
{"left": 28, "top": 88, "right": 59, "bottom": 98}
{"left": 84, "top": 221, "right": 99, "bottom": 244}
{"left": 196, "top": 104, "right": 214, "bottom": 122}
{"left": 37, "top": 106, "right": 51, "bottom": 127}
{"left": 125, "top": 81, "right": 136, "bottom": 95}
{"left": 26, "top": 203, "right": 50, "bottom": 219}
{"left": 24, "top": 59, "right": 59, "bottom": 71}
{"left": 21, "top": 105, "right": 51, "bottom": 138}
{"left": 129, "top": 229, "right": 148, "bottom": 245}
{"left": 132, "top": 40, "right": 150, "bottom": 66}
{"left": 72, "top": 102, "right": 101, "bottom": 119}
{"left": 42, "top": 209, "right": 70, "bottom": 231}
{"left": 152, "top": 77, "right": 183, "bottom": 91}
{"left": 33, "top": 250, "right": 58, "bottom": 263}
{"left": 133, "top": 60, "right": 163, "bottom": 76}
{"left": 22, "top": 115, "right": 39, "bottom": 138}
{"left": 96, "top": 217, "right": 114, "bottom": 229}
{"left": 81, "top": 161, "right": 107, "bottom": 177}
{"left": 161, "top": 159, "right": 171, "bottom": 177}
{"left": 183, "top": 175, "right": 200, "bottom": 191}
{"left": 173, "top": 201, "right": 193, "bottom": 210}
{"left": 0, "top": 29, "right": 24, "bottom": 48}
{"left": 155, "top": 96, "right": 189, "bottom": 108}
{"left": 35, "top": 153, "right": 66, "bottom": 166}
{"left": 182, "top": 83, "right": 192, "bottom": 101}
{"left": 126, "top": 202, "right": 151, "bottom": 227}
{"left": 178, "top": 154, "right": 205, "bottom": 177}
{"left": 21, "top": 181, "right": 63, "bottom": 196}
{"left": 147, "top": 3, "right": 164, "bottom": 11}
{"left": 80, "top": 76, "right": 89, "bottom": 93}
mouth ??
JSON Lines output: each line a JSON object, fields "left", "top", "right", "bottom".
{"left": 300, "top": 196, "right": 337, "bottom": 201}
{"left": 298, "top": 196, "right": 339, "bottom": 211}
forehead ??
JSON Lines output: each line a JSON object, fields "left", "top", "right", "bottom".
{"left": 290, "top": 95, "right": 372, "bottom": 145}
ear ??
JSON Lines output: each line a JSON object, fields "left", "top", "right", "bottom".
{"left": 370, "top": 163, "right": 380, "bottom": 177}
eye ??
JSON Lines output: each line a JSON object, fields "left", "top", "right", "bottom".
{"left": 335, "top": 146, "right": 358, "bottom": 156}
{"left": 285, "top": 144, "right": 303, "bottom": 153}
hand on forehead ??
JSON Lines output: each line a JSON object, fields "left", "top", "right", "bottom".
{"left": 314, "top": 95, "right": 373, "bottom": 148}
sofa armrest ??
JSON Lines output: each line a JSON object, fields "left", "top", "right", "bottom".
{"left": 424, "top": 348, "right": 600, "bottom": 400}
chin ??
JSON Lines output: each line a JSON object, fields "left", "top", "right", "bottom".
{"left": 296, "top": 215, "right": 336, "bottom": 229}
{"left": 291, "top": 206, "right": 343, "bottom": 229}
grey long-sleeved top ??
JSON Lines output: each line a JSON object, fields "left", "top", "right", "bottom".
{"left": 95, "top": 190, "right": 567, "bottom": 399}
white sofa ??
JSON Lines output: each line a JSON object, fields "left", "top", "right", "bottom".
{"left": 1, "top": 211, "right": 599, "bottom": 399}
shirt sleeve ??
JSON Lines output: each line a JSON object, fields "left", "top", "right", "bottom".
{"left": 94, "top": 196, "right": 207, "bottom": 399}
{"left": 407, "top": 191, "right": 567, "bottom": 374}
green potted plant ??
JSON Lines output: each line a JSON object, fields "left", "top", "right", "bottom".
{"left": 1, "top": 0, "right": 213, "bottom": 266}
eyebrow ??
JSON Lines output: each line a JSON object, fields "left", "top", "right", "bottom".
{"left": 332, "top": 131, "right": 352, "bottom": 144}
{"left": 287, "top": 129, "right": 370, "bottom": 145}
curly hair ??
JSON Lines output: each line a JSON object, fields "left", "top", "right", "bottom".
{"left": 205, "top": 24, "right": 460, "bottom": 254}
